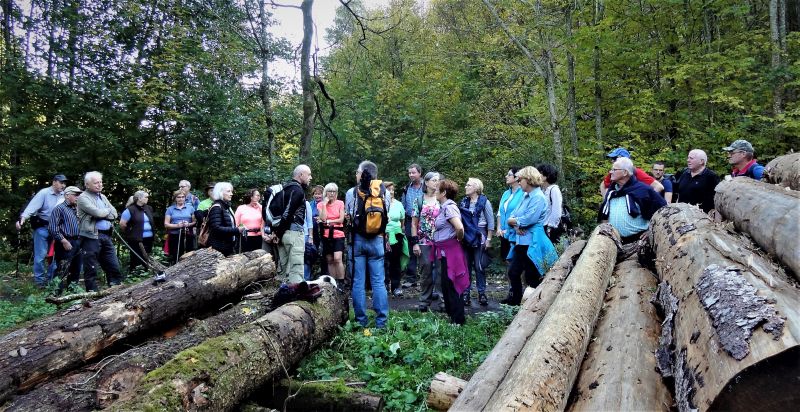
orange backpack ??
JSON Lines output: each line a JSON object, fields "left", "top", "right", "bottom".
{"left": 354, "top": 180, "right": 388, "bottom": 237}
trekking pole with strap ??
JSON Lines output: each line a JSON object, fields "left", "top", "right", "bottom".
{"left": 177, "top": 225, "right": 183, "bottom": 261}
{"left": 112, "top": 227, "right": 167, "bottom": 282}
{"left": 14, "top": 228, "right": 21, "bottom": 277}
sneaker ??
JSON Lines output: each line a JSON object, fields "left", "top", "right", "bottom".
{"left": 478, "top": 293, "right": 489, "bottom": 306}
{"left": 462, "top": 292, "right": 471, "bottom": 306}
{"left": 393, "top": 288, "right": 404, "bottom": 297}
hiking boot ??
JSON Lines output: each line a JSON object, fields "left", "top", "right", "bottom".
{"left": 478, "top": 293, "right": 489, "bottom": 306}
{"left": 462, "top": 292, "right": 471, "bottom": 306}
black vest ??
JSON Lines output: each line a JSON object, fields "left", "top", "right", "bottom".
{"left": 125, "top": 204, "right": 154, "bottom": 242}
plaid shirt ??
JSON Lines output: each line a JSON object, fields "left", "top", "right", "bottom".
{"left": 49, "top": 201, "right": 79, "bottom": 241}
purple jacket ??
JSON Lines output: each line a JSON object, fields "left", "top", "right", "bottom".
{"left": 430, "top": 238, "right": 469, "bottom": 295}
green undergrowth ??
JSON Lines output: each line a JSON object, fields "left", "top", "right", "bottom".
{"left": 296, "top": 306, "right": 518, "bottom": 411}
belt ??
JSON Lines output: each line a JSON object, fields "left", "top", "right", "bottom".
{"left": 64, "top": 236, "right": 79, "bottom": 240}
{"left": 98, "top": 229, "right": 113, "bottom": 236}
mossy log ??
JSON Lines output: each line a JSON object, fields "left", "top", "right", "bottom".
{"left": 0, "top": 249, "right": 276, "bottom": 404}
{"left": 427, "top": 372, "right": 466, "bottom": 411}
{"left": 483, "top": 225, "right": 619, "bottom": 412}
{"left": 451, "top": 240, "right": 587, "bottom": 411}
{"left": 4, "top": 282, "right": 280, "bottom": 412}
{"left": 108, "top": 284, "right": 348, "bottom": 412}
{"left": 250, "top": 378, "right": 384, "bottom": 412}
{"left": 764, "top": 152, "right": 800, "bottom": 190}
{"left": 649, "top": 204, "right": 800, "bottom": 411}
{"left": 714, "top": 177, "right": 800, "bottom": 279}
{"left": 566, "top": 257, "right": 672, "bottom": 411}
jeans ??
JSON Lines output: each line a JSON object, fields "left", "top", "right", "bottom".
{"left": 352, "top": 234, "right": 389, "bottom": 328}
{"left": 81, "top": 233, "right": 124, "bottom": 291}
{"left": 55, "top": 238, "right": 82, "bottom": 292}
{"left": 168, "top": 230, "right": 196, "bottom": 264}
{"left": 464, "top": 245, "right": 487, "bottom": 294}
{"left": 33, "top": 226, "right": 57, "bottom": 286}
{"left": 403, "top": 217, "right": 418, "bottom": 283}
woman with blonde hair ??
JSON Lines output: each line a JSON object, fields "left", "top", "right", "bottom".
{"left": 459, "top": 177, "right": 494, "bottom": 306}
{"left": 317, "top": 182, "right": 346, "bottom": 280}
{"left": 502, "top": 166, "right": 558, "bottom": 306}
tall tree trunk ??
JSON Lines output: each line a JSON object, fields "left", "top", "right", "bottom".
{"left": 299, "top": 0, "right": 315, "bottom": 164}
{"left": 1, "top": 0, "right": 15, "bottom": 68}
{"left": 565, "top": 4, "right": 578, "bottom": 158}
{"left": 544, "top": 48, "right": 564, "bottom": 175}
{"left": 257, "top": 0, "right": 277, "bottom": 181}
{"left": 771, "top": 0, "right": 784, "bottom": 116}
{"left": 592, "top": 0, "right": 603, "bottom": 148}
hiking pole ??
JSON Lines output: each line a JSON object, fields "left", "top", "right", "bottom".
{"left": 112, "top": 227, "right": 166, "bottom": 283}
{"left": 14, "top": 227, "right": 21, "bottom": 277}
{"left": 177, "top": 225, "right": 183, "bottom": 262}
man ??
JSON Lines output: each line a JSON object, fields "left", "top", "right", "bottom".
{"left": 179, "top": 180, "right": 200, "bottom": 209}
{"left": 600, "top": 148, "right": 663, "bottom": 197}
{"left": 77, "top": 171, "right": 124, "bottom": 291}
{"left": 600, "top": 157, "right": 667, "bottom": 244}
{"left": 276, "top": 165, "right": 312, "bottom": 283}
{"left": 16, "top": 174, "right": 67, "bottom": 286}
{"left": 651, "top": 161, "right": 673, "bottom": 202}
{"left": 349, "top": 160, "right": 390, "bottom": 329}
{"left": 49, "top": 186, "right": 83, "bottom": 293}
{"left": 723, "top": 139, "right": 765, "bottom": 180}
{"left": 197, "top": 183, "right": 216, "bottom": 211}
{"left": 674, "top": 149, "right": 720, "bottom": 213}
{"left": 400, "top": 163, "right": 424, "bottom": 286}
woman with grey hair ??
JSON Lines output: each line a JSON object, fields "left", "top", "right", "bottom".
{"left": 120, "top": 190, "right": 155, "bottom": 273}
{"left": 208, "top": 182, "right": 240, "bottom": 256}
{"left": 411, "top": 171, "right": 443, "bottom": 311}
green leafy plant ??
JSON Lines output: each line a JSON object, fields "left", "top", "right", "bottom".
{"left": 296, "top": 307, "right": 518, "bottom": 411}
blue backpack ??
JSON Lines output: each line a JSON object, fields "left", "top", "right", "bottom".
{"left": 459, "top": 195, "right": 487, "bottom": 248}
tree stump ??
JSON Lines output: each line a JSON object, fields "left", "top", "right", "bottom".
{"left": 714, "top": 176, "right": 800, "bottom": 279}
{"left": 0, "top": 249, "right": 276, "bottom": 403}
{"left": 451, "top": 240, "right": 587, "bottom": 411}
{"left": 764, "top": 152, "right": 800, "bottom": 190}
{"left": 427, "top": 372, "right": 466, "bottom": 411}
{"left": 650, "top": 204, "right": 800, "bottom": 411}
{"left": 483, "top": 225, "right": 619, "bottom": 411}
{"left": 566, "top": 257, "right": 672, "bottom": 411}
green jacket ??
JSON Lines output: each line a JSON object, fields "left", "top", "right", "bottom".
{"left": 77, "top": 191, "right": 118, "bottom": 239}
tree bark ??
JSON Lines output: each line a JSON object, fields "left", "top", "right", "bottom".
{"left": 714, "top": 177, "right": 800, "bottom": 279}
{"left": 4, "top": 283, "right": 281, "bottom": 412}
{"left": 108, "top": 285, "right": 348, "bottom": 411}
{"left": 764, "top": 152, "right": 800, "bottom": 190}
{"left": 565, "top": 4, "right": 578, "bottom": 157}
{"left": 566, "top": 257, "right": 672, "bottom": 412}
{"left": 770, "top": 0, "right": 785, "bottom": 116}
{"left": 427, "top": 372, "right": 466, "bottom": 411}
{"left": 451, "top": 240, "right": 587, "bottom": 411}
{"left": 483, "top": 225, "right": 619, "bottom": 411}
{"left": 0, "top": 249, "right": 277, "bottom": 403}
{"left": 649, "top": 204, "right": 800, "bottom": 411}
{"left": 253, "top": 379, "right": 384, "bottom": 412}
{"left": 299, "top": 0, "right": 315, "bottom": 163}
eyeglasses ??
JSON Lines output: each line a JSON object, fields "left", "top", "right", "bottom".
{"left": 610, "top": 168, "right": 624, "bottom": 172}
{"left": 726, "top": 150, "right": 744, "bottom": 156}
{"left": 506, "top": 172, "right": 514, "bottom": 176}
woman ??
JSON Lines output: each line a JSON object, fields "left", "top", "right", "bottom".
{"left": 310, "top": 185, "right": 327, "bottom": 277}
{"left": 235, "top": 189, "right": 264, "bottom": 252}
{"left": 317, "top": 183, "right": 346, "bottom": 281}
{"left": 208, "top": 182, "right": 240, "bottom": 256}
{"left": 411, "top": 171, "right": 442, "bottom": 311}
{"left": 537, "top": 163, "right": 564, "bottom": 244}
{"left": 384, "top": 182, "right": 409, "bottom": 297}
{"left": 431, "top": 179, "right": 468, "bottom": 325}
{"left": 165, "top": 190, "right": 196, "bottom": 264}
{"left": 496, "top": 166, "right": 524, "bottom": 262}
{"left": 120, "top": 191, "right": 155, "bottom": 273}
{"left": 503, "top": 166, "right": 558, "bottom": 306}
{"left": 459, "top": 178, "right": 495, "bottom": 306}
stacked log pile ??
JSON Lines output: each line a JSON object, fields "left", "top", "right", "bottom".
{"left": 444, "top": 157, "right": 800, "bottom": 411}
{"left": 0, "top": 248, "right": 352, "bottom": 411}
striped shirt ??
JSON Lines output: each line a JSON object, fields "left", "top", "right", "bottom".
{"left": 49, "top": 201, "right": 80, "bottom": 241}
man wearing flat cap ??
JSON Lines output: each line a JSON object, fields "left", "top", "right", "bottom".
{"left": 49, "top": 186, "right": 83, "bottom": 293}
{"left": 724, "top": 139, "right": 764, "bottom": 180}
{"left": 16, "top": 174, "right": 67, "bottom": 287}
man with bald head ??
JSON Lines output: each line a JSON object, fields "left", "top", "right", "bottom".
{"left": 674, "top": 149, "right": 720, "bottom": 212}
{"left": 275, "top": 164, "right": 312, "bottom": 283}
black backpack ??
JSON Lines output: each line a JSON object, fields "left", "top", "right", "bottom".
{"left": 459, "top": 195, "right": 487, "bottom": 248}
{"left": 262, "top": 181, "right": 300, "bottom": 230}
{"left": 550, "top": 186, "right": 572, "bottom": 231}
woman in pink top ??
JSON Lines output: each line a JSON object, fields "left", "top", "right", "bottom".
{"left": 234, "top": 188, "right": 263, "bottom": 252}
{"left": 317, "top": 182, "right": 346, "bottom": 280}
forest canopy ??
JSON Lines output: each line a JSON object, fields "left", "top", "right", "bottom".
{"left": 1, "top": 0, "right": 798, "bottom": 245}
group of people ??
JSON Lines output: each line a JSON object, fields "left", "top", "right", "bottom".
{"left": 16, "top": 138, "right": 764, "bottom": 327}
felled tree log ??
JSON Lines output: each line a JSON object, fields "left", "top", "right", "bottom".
{"left": 714, "top": 177, "right": 800, "bottom": 278}
{"left": 427, "top": 372, "right": 466, "bottom": 411}
{"left": 764, "top": 152, "right": 800, "bottom": 190}
{"left": 45, "top": 289, "right": 113, "bottom": 305}
{"left": 451, "top": 240, "right": 587, "bottom": 411}
{"left": 251, "top": 379, "right": 384, "bottom": 412}
{"left": 108, "top": 284, "right": 348, "bottom": 411}
{"left": 4, "top": 282, "right": 280, "bottom": 412}
{"left": 483, "top": 225, "right": 619, "bottom": 411}
{"left": 0, "top": 249, "right": 276, "bottom": 403}
{"left": 649, "top": 204, "right": 800, "bottom": 411}
{"left": 566, "top": 257, "right": 672, "bottom": 411}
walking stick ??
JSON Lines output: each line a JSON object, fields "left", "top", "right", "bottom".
{"left": 14, "top": 228, "right": 21, "bottom": 277}
{"left": 177, "top": 225, "right": 183, "bottom": 262}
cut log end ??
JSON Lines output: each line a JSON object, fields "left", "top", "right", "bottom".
{"left": 427, "top": 372, "right": 466, "bottom": 411}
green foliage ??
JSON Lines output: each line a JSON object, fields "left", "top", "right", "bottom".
{"left": 296, "top": 307, "right": 518, "bottom": 411}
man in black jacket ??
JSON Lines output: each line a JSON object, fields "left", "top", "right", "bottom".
{"left": 600, "top": 157, "right": 667, "bottom": 243}
{"left": 277, "top": 164, "right": 312, "bottom": 283}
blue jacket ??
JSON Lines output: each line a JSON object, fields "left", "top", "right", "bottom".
{"left": 507, "top": 188, "right": 558, "bottom": 274}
